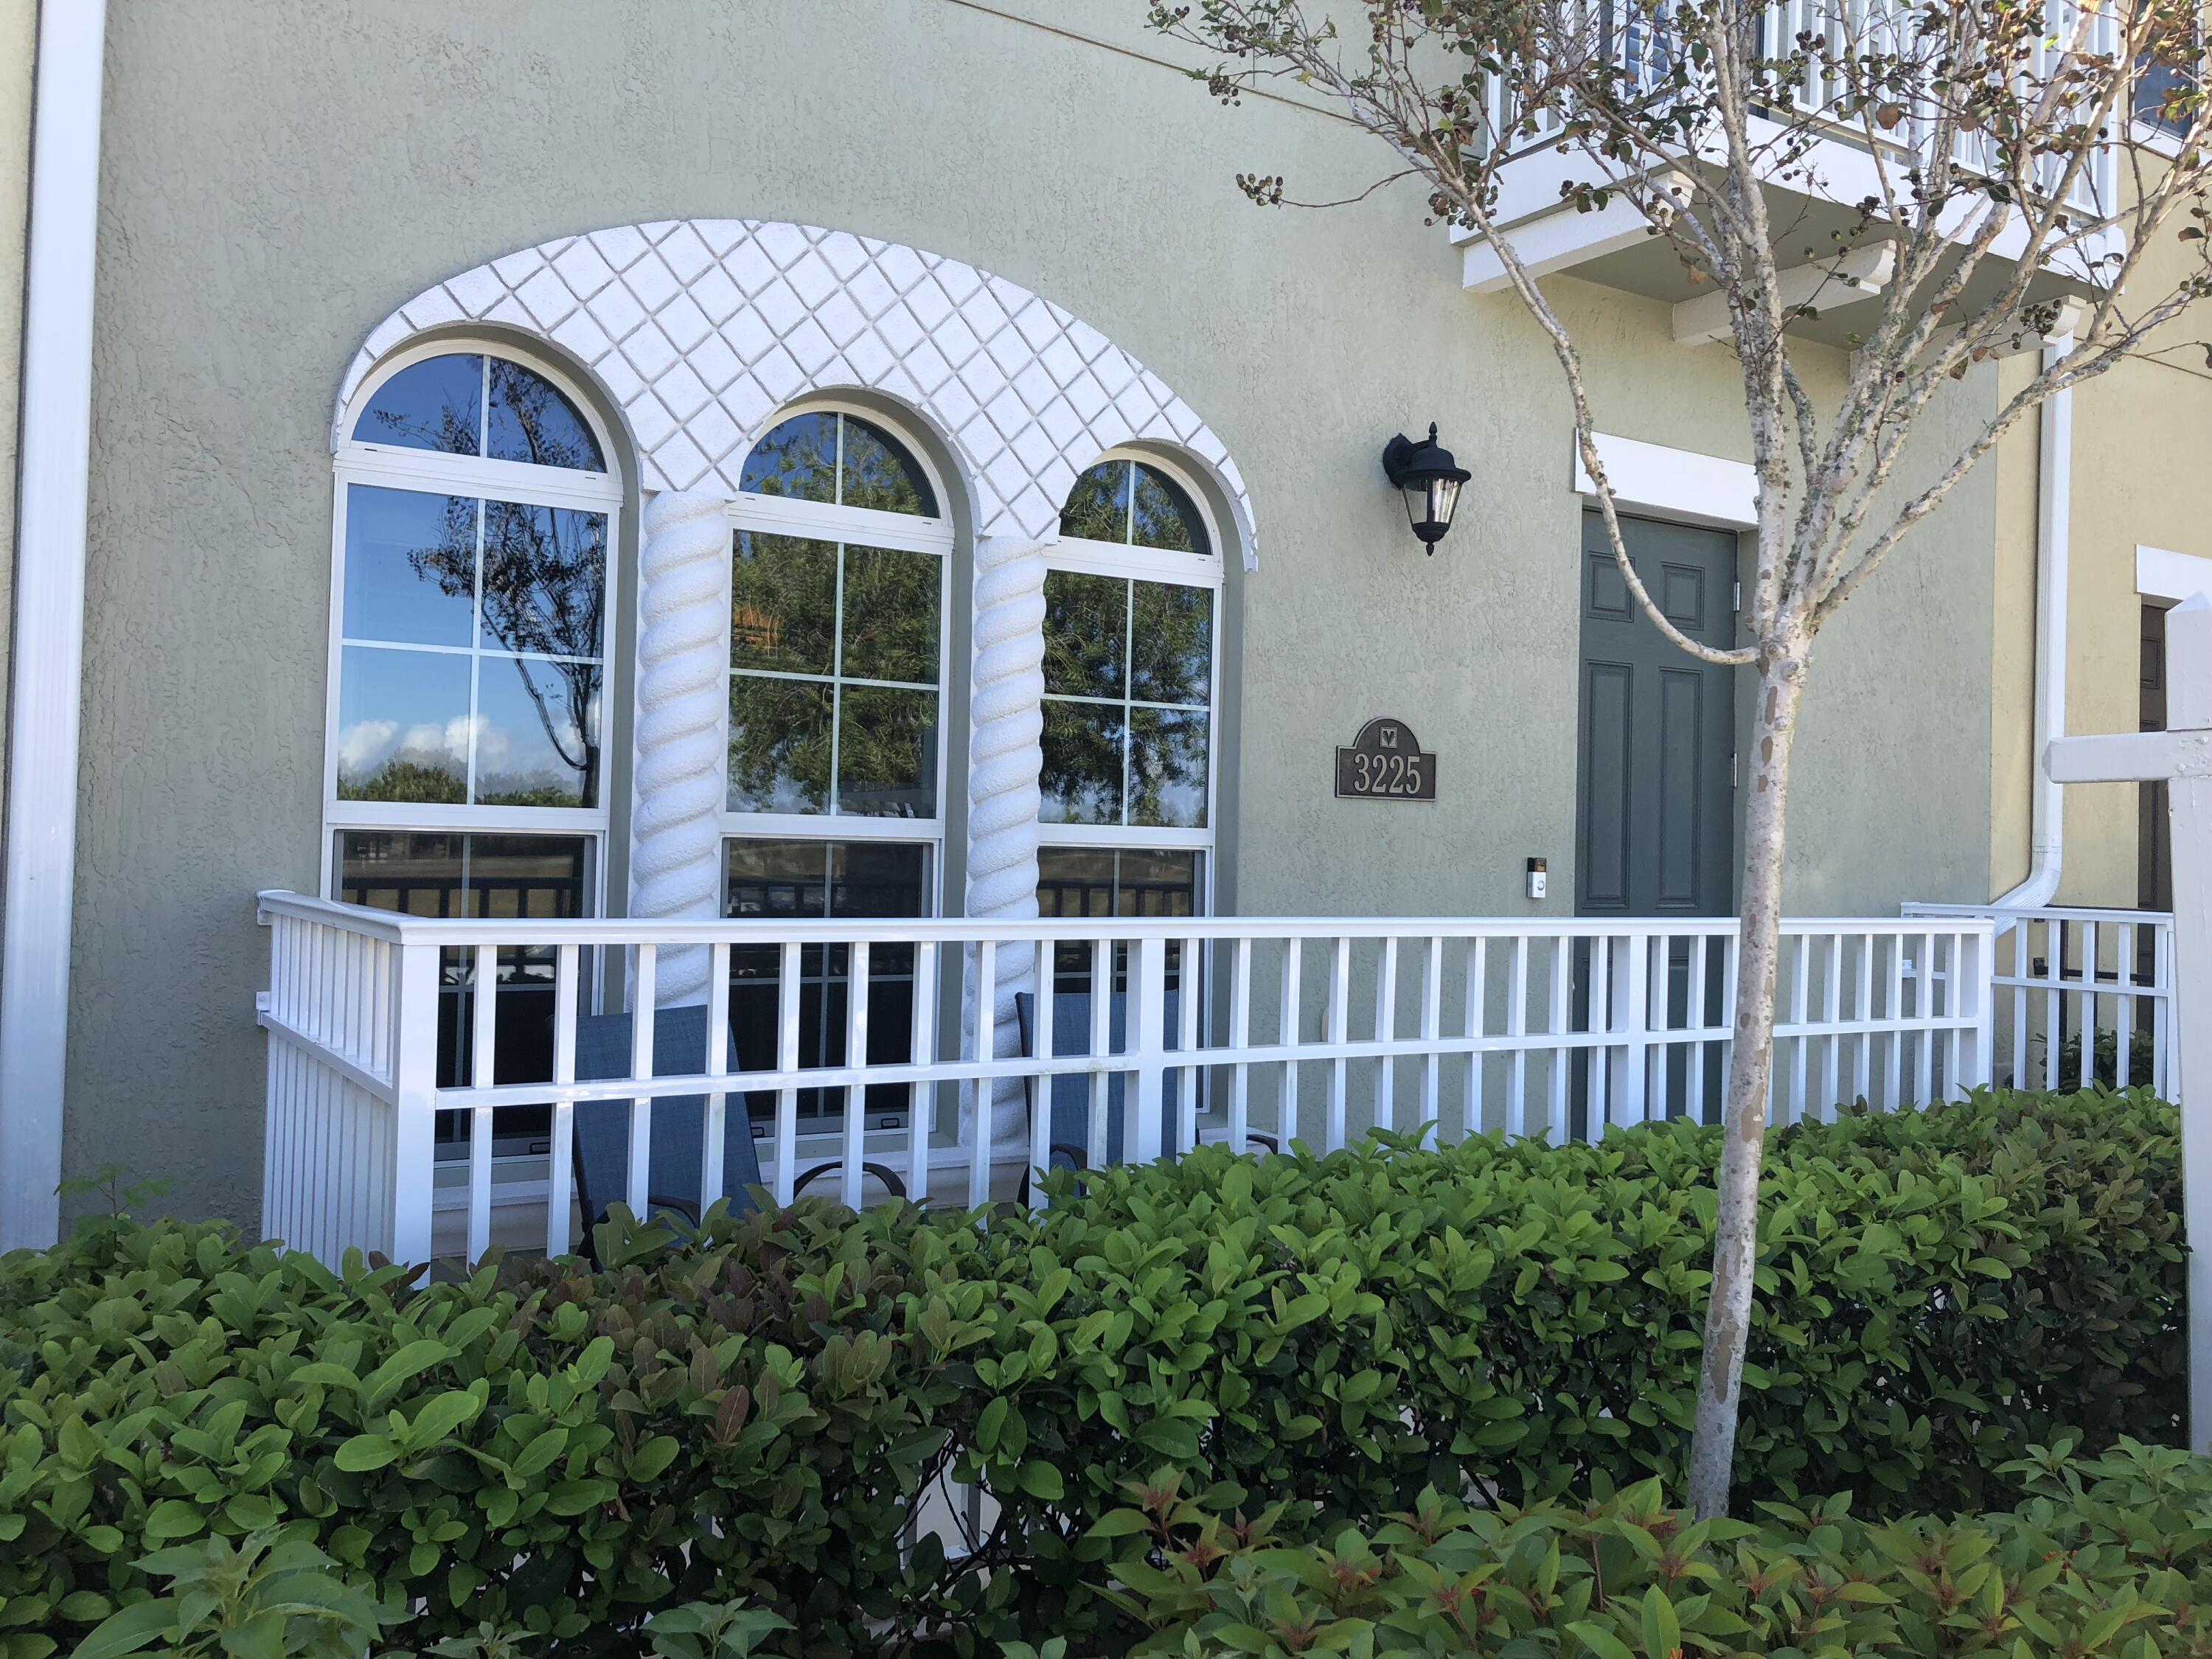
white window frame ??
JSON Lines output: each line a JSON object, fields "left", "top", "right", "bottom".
{"left": 323, "top": 342, "right": 625, "bottom": 905}
{"left": 1041, "top": 450, "right": 1225, "bottom": 907}
{"left": 720, "top": 399, "right": 958, "bottom": 914}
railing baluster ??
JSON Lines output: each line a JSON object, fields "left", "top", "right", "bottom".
{"left": 1132, "top": 935, "right": 1167, "bottom": 1164}
{"left": 467, "top": 942, "right": 498, "bottom": 1265}
{"left": 1821, "top": 933, "right": 1843, "bottom": 1120}
{"left": 1229, "top": 936, "right": 1253, "bottom": 1155}
{"left": 1326, "top": 936, "right": 1352, "bottom": 1152}
{"left": 1278, "top": 936, "right": 1302, "bottom": 1149}
{"left": 1088, "top": 936, "right": 1110, "bottom": 1172}
{"left": 1548, "top": 935, "right": 1571, "bottom": 1143}
{"left": 628, "top": 947, "right": 658, "bottom": 1218}
{"left": 1374, "top": 936, "right": 1399, "bottom": 1135}
{"left": 908, "top": 939, "right": 938, "bottom": 1205}
{"left": 968, "top": 939, "right": 996, "bottom": 1208}
{"left": 546, "top": 944, "right": 577, "bottom": 1259}
{"left": 1787, "top": 932, "right": 1810, "bottom": 1126}
{"left": 1472, "top": 936, "right": 1496, "bottom": 1141}
{"left": 1178, "top": 931, "right": 1200, "bottom": 1155}
{"left": 390, "top": 939, "right": 440, "bottom": 1273}
{"left": 703, "top": 942, "right": 731, "bottom": 1218}
{"left": 776, "top": 940, "right": 801, "bottom": 1207}
{"left": 1028, "top": 935, "right": 1053, "bottom": 1209}
{"left": 843, "top": 943, "right": 871, "bottom": 1211}
{"left": 1419, "top": 935, "right": 1443, "bottom": 1146}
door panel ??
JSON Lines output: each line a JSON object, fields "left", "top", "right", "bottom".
{"left": 1575, "top": 512, "right": 1739, "bottom": 917}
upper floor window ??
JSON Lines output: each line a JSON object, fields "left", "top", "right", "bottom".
{"left": 1042, "top": 457, "right": 1220, "bottom": 834}
{"left": 328, "top": 349, "right": 619, "bottom": 824}
{"left": 726, "top": 408, "right": 953, "bottom": 827}
{"left": 352, "top": 352, "right": 606, "bottom": 472}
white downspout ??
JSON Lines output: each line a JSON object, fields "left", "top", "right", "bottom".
{"left": 0, "top": 0, "right": 107, "bottom": 1252}
{"left": 1994, "top": 330, "right": 2074, "bottom": 909}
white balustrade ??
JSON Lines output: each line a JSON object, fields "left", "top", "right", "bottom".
{"left": 1488, "top": 0, "right": 2116, "bottom": 218}
{"left": 1904, "top": 902, "right": 2177, "bottom": 1099}
{"left": 257, "top": 891, "right": 1992, "bottom": 1270}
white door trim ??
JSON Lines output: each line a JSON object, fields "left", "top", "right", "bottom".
{"left": 1571, "top": 431, "right": 1759, "bottom": 530}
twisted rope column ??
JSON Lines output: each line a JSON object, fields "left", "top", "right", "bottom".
{"left": 630, "top": 489, "right": 729, "bottom": 1006}
{"left": 965, "top": 534, "right": 1051, "bottom": 1152}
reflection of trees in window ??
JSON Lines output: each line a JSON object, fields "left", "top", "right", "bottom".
{"left": 397, "top": 501, "right": 607, "bottom": 808}
{"left": 1059, "top": 459, "right": 1210, "bottom": 555}
{"left": 352, "top": 353, "right": 605, "bottom": 472}
{"left": 739, "top": 411, "right": 937, "bottom": 516}
{"left": 727, "top": 533, "right": 942, "bottom": 818}
{"left": 1040, "top": 570, "right": 1211, "bottom": 828}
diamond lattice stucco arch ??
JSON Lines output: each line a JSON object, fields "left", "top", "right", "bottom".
{"left": 334, "top": 219, "right": 1258, "bottom": 568}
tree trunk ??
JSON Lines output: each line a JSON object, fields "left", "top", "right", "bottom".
{"left": 1686, "top": 630, "right": 1809, "bottom": 1520}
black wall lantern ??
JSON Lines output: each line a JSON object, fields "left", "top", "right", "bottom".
{"left": 1380, "top": 422, "right": 1471, "bottom": 553}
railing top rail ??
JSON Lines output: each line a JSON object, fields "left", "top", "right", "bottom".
{"left": 1904, "top": 901, "right": 2174, "bottom": 925}
{"left": 259, "top": 891, "right": 1991, "bottom": 947}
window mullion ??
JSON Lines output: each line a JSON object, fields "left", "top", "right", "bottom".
{"left": 1120, "top": 580, "right": 1135, "bottom": 828}
{"left": 828, "top": 542, "right": 847, "bottom": 816}
{"left": 467, "top": 498, "right": 487, "bottom": 804}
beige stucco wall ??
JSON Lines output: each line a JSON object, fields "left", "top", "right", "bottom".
{"left": 1986, "top": 153, "right": 2212, "bottom": 911}
{"left": 0, "top": 0, "right": 35, "bottom": 836}
{"left": 73, "top": 0, "right": 1996, "bottom": 1221}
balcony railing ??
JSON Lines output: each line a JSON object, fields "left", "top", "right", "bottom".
{"left": 256, "top": 891, "right": 1993, "bottom": 1270}
{"left": 1486, "top": 0, "right": 2118, "bottom": 218}
{"left": 1905, "top": 902, "right": 2179, "bottom": 1096}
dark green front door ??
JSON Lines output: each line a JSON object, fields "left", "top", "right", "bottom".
{"left": 1575, "top": 511, "right": 1739, "bottom": 918}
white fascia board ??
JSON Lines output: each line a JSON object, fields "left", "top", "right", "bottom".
{"left": 1, "top": 0, "right": 108, "bottom": 1253}
{"left": 2139, "top": 544, "right": 2212, "bottom": 602}
{"left": 1572, "top": 432, "right": 1759, "bottom": 530}
{"left": 1463, "top": 195, "right": 1660, "bottom": 292}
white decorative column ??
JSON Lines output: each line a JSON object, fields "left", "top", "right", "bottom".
{"left": 965, "top": 534, "right": 1051, "bottom": 1148}
{"left": 630, "top": 489, "right": 730, "bottom": 1006}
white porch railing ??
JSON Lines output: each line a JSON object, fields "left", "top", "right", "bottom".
{"left": 1904, "top": 903, "right": 2178, "bottom": 1099}
{"left": 256, "top": 891, "right": 1991, "bottom": 1270}
{"left": 1488, "top": 0, "right": 2117, "bottom": 217}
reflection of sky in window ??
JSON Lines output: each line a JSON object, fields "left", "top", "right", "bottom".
{"left": 344, "top": 487, "right": 475, "bottom": 646}
{"left": 336, "top": 647, "right": 471, "bottom": 796}
{"left": 475, "top": 657, "right": 596, "bottom": 806}
{"left": 352, "top": 355, "right": 482, "bottom": 454}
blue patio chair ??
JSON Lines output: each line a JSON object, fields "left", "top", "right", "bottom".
{"left": 1013, "top": 988, "right": 1182, "bottom": 1175}
{"left": 571, "top": 1004, "right": 763, "bottom": 1248}
{"left": 571, "top": 1003, "right": 908, "bottom": 1260}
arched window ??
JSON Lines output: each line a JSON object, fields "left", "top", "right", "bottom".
{"left": 325, "top": 346, "right": 619, "bottom": 1124}
{"left": 723, "top": 406, "right": 954, "bottom": 1131}
{"left": 1037, "top": 454, "right": 1222, "bottom": 925}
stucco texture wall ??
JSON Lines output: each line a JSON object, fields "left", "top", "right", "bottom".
{"left": 78, "top": 0, "right": 1993, "bottom": 1221}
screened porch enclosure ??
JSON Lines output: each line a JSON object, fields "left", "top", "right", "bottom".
{"left": 257, "top": 893, "right": 2009, "bottom": 1270}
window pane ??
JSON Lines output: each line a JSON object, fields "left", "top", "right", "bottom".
{"left": 841, "top": 545, "right": 940, "bottom": 686}
{"left": 728, "top": 675, "right": 832, "bottom": 813}
{"left": 474, "top": 655, "right": 599, "bottom": 808}
{"left": 837, "top": 686, "right": 938, "bottom": 817}
{"left": 1060, "top": 459, "right": 1130, "bottom": 544}
{"left": 352, "top": 354, "right": 482, "bottom": 454}
{"left": 839, "top": 416, "right": 938, "bottom": 516}
{"left": 335, "top": 647, "right": 471, "bottom": 802}
{"left": 479, "top": 501, "right": 607, "bottom": 662}
{"left": 732, "top": 532, "right": 838, "bottom": 675}
{"left": 1129, "top": 581, "right": 1212, "bottom": 706}
{"left": 740, "top": 412, "right": 838, "bottom": 502}
{"left": 463, "top": 833, "right": 591, "bottom": 919}
{"left": 342, "top": 486, "right": 476, "bottom": 646}
{"left": 831, "top": 841, "right": 929, "bottom": 918}
{"left": 1043, "top": 570, "right": 1128, "bottom": 699}
{"left": 1037, "top": 845, "right": 1119, "bottom": 919}
{"left": 337, "top": 830, "right": 467, "bottom": 916}
{"left": 1114, "top": 848, "right": 1200, "bottom": 916}
{"left": 1128, "top": 709, "right": 1208, "bottom": 829}
{"left": 1041, "top": 700, "right": 1124, "bottom": 825}
{"left": 486, "top": 358, "right": 605, "bottom": 471}
{"left": 725, "top": 838, "right": 832, "bottom": 917}
{"left": 1133, "top": 463, "right": 1208, "bottom": 554}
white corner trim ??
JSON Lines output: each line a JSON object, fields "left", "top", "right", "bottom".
{"left": 1571, "top": 431, "right": 1758, "bottom": 530}
{"left": 2139, "top": 544, "right": 2212, "bottom": 602}
{"left": 1, "top": 0, "right": 108, "bottom": 1253}
{"left": 334, "top": 220, "right": 1259, "bottom": 570}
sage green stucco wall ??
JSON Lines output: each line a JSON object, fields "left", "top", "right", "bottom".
{"left": 73, "top": 0, "right": 1994, "bottom": 1221}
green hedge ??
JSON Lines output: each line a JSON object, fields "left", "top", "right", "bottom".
{"left": 1082, "top": 1436, "right": 2212, "bottom": 1657}
{"left": 0, "top": 1089, "right": 2183, "bottom": 1655}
